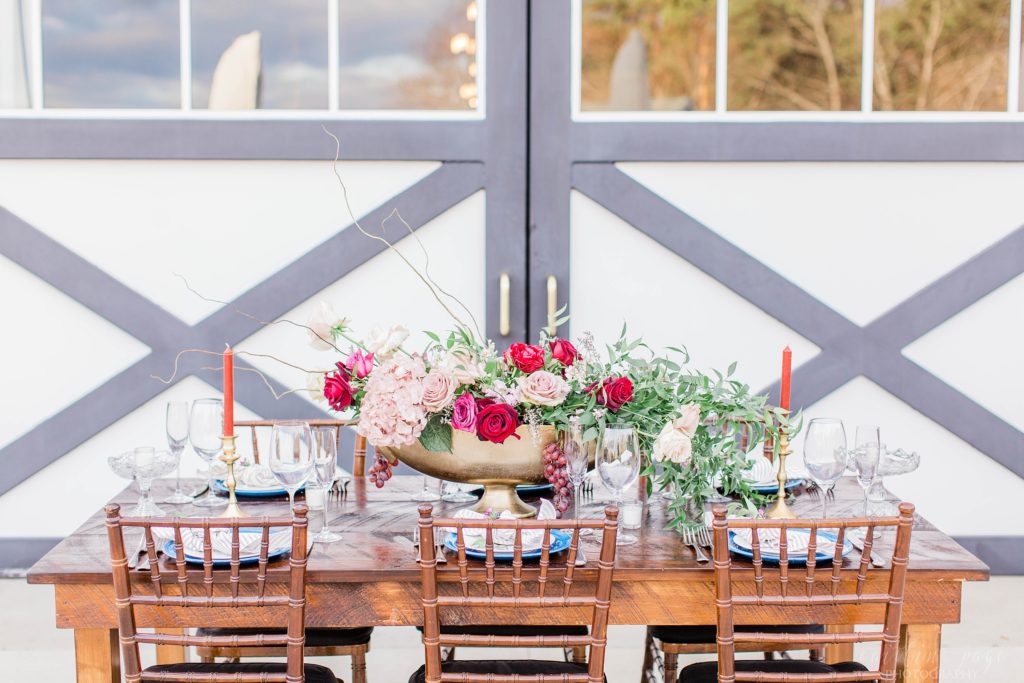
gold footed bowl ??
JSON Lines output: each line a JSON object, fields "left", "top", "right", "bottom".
{"left": 377, "top": 425, "right": 556, "bottom": 518}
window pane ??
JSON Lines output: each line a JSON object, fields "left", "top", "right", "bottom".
{"left": 727, "top": 0, "right": 862, "bottom": 111}
{"left": 191, "top": 1, "right": 327, "bottom": 110}
{"left": 1, "top": 0, "right": 32, "bottom": 107}
{"left": 875, "top": 0, "right": 1009, "bottom": 111}
{"left": 338, "top": 1, "right": 478, "bottom": 110}
{"left": 42, "top": 0, "right": 180, "bottom": 108}
{"left": 581, "top": 0, "right": 717, "bottom": 112}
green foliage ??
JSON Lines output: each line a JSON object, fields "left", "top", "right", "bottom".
{"left": 418, "top": 414, "right": 453, "bottom": 453}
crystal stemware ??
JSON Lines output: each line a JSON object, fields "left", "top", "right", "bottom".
{"left": 311, "top": 427, "right": 343, "bottom": 543}
{"left": 802, "top": 418, "right": 848, "bottom": 518}
{"left": 410, "top": 475, "right": 441, "bottom": 502}
{"left": 441, "top": 481, "right": 478, "bottom": 503}
{"left": 189, "top": 398, "right": 225, "bottom": 508}
{"left": 269, "top": 421, "right": 314, "bottom": 511}
{"left": 108, "top": 447, "right": 178, "bottom": 516}
{"left": 851, "top": 425, "right": 881, "bottom": 516}
{"left": 596, "top": 424, "right": 641, "bottom": 546}
{"left": 162, "top": 401, "right": 193, "bottom": 504}
{"left": 562, "top": 424, "right": 590, "bottom": 522}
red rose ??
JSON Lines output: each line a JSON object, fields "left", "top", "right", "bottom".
{"left": 323, "top": 367, "right": 354, "bottom": 411}
{"left": 504, "top": 343, "right": 546, "bottom": 373}
{"left": 592, "top": 376, "right": 633, "bottom": 412}
{"left": 548, "top": 338, "right": 580, "bottom": 366}
{"left": 475, "top": 402, "right": 521, "bottom": 444}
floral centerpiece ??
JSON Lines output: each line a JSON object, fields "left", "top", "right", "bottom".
{"left": 307, "top": 302, "right": 790, "bottom": 531}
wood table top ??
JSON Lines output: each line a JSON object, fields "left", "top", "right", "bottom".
{"left": 28, "top": 475, "right": 989, "bottom": 585}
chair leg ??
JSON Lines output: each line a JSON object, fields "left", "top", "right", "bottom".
{"left": 350, "top": 650, "right": 367, "bottom": 683}
{"left": 571, "top": 645, "right": 587, "bottom": 664}
{"left": 809, "top": 648, "right": 825, "bottom": 662}
{"left": 763, "top": 651, "right": 775, "bottom": 661}
{"left": 640, "top": 630, "right": 656, "bottom": 683}
{"left": 443, "top": 646, "right": 456, "bottom": 662}
{"left": 200, "top": 656, "right": 215, "bottom": 663}
{"left": 663, "top": 652, "right": 678, "bottom": 683}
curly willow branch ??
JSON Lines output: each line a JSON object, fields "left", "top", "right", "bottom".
{"left": 172, "top": 273, "right": 345, "bottom": 355}
{"left": 320, "top": 124, "right": 479, "bottom": 343}
{"left": 200, "top": 365, "right": 314, "bottom": 401}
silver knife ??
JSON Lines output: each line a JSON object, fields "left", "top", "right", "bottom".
{"left": 127, "top": 535, "right": 147, "bottom": 569}
{"left": 848, "top": 532, "right": 885, "bottom": 568}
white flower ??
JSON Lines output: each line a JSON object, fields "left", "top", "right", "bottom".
{"left": 363, "top": 324, "right": 409, "bottom": 358}
{"left": 652, "top": 410, "right": 701, "bottom": 466}
{"left": 306, "top": 371, "right": 327, "bottom": 402}
{"left": 444, "top": 345, "right": 486, "bottom": 385}
{"left": 306, "top": 302, "right": 346, "bottom": 351}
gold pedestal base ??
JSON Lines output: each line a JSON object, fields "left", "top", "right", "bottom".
{"left": 473, "top": 484, "right": 537, "bottom": 518}
{"left": 764, "top": 433, "right": 796, "bottom": 520}
{"left": 218, "top": 434, "right": 248, "bottom": 518}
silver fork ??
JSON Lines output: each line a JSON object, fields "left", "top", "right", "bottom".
{"left": 683, "top": 529, "right": 710, "bottom": 563}
{"left": 697, "top": 526, "right": 715, "bottom": 552}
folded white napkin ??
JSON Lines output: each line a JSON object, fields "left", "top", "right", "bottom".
{"left": 730, "top": 527, "right": 836, "bottom": 555}
{"left": 444, "top": 499, "right": 557, "bottom": 552}
{"left": 151, "top": 526, "right": 292, "bottom": 559}
{"left": 236, "top": 464, "right": 281, "bottom": 489}
{"left": 743, "top": 455, "right": 777, "bottom": 486}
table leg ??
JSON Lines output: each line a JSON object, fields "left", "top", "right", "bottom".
{"left": 156, "top": 628, "right": 189, "bottom": 665}
{"left": 74, "top": 628, "right": 120, "bottom": 683}
{"left": 896, "top": 624, "right": 941, "bottom": 683}
{"left": 824, "top": 624, "right": 855, "bottom": 664}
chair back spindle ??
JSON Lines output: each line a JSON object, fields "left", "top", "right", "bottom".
{"left": 711, "top": 502, "right": 916, "bottom": 683}
{"left": 417, "top": 504, "right": 620, "bottom": 683}
{"left": 104, "top": 504, "right": 310, "bottom": 682}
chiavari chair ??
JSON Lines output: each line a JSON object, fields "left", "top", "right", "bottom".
{"left": 195, "top": 419, "right": 372, "bottom": 683}
{"left": 645, "top": 418, "right": 825, "bottom": 683}
{"left": 676, "top": 502, "right": 915, "bottom": 683}
{"left": 104, "top": 503, "right": 341, "bottom": 683}
{"left": 411, "top": 503, "right": 620, "bottom": 683}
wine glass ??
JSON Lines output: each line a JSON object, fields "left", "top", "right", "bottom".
{"left": 562, "top": 424, "right": 590, "bottom": 521}
{"left": 851, "top": 425, "right": 881, "bottom": 515}
{"left": 410, "top": 475, "right": 441, "bottom": 502}
{"left": 802, "top": 418, "right": 848, "bottom": 518}
{"left": 441, "top": 481, "right": 478, "bottom": 503}
{"left": 311, "top": 427, "right": 342, "bottom": 543}
{"left": 189, "top": 398, "right": 224, "bottom": 508}
{"left": 269, "top": 421, "right": 314, "bottom": 511}
{"left": 596, "top": 424, "right": 641, "bottom": 546}
{"left": 162, "top": 401, "right": 193, "bottom": 504}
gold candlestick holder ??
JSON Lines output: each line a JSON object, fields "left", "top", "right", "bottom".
{"left": 218, "top": 434, "right": 248, "bottom": 518}
{"left": 765, "top": 431, "right": 796, "bottom": 519}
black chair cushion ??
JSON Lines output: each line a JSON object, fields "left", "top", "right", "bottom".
{"left": 410, "top": 660, "right": 599, "bottom": 683}
{"left": 679, "top": 659, "right": 871, "bottom": 683}
{"left": 146, "top": 662, "right": 338, "bottom": 683}
{"left": 436, "top": 624, "right": 589, "bottom": 637}
{"left": 196, "top": 626, "right": 373, "bottom": 648}
{"left": 651, "top": 623, "right": 824, "bottom": 645}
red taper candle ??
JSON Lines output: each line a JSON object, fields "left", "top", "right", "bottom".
{"left": 223, "top": 344, "right": 234, "bottom": 436}
{"left": 779, "top": 346, "right": 792, "bottom": 412}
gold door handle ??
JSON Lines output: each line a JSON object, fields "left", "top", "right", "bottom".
{"left": 546, "top": 275, "right": 558, "bottom": 337}
{"left": 499, "top": 273, "right": 511, "bottom": 336}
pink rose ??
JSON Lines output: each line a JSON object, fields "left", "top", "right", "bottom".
{"left": 518, "top": 370, "right": 570, "bottom": 407}
{"left": 345, "top": 349, "right": 374, "bottom": 379}
{"left": 421, "top": 370, "right": 457, "bottom": 411}
{"left": 451, "top": 392, "right": 478, "bottom": 432}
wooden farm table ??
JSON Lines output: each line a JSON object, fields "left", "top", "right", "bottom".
{"left": 28, "top": 476, "right": 988, "bottom": 683}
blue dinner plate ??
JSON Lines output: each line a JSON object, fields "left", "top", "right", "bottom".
{"left": 444, "top": 529, "right": 572, "bottom": 560}
{"left": 747, "top": 478, "right": 803, "bottom": 494}
{"left": 162, "top": 531, "right": 290, "bottom": 566}
{"left": 728, "top": 529, "right": 853, "bottom": 565}
{"left": 212, "top": 479, "right": 303, "bottom": 498}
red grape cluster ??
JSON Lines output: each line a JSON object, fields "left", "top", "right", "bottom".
{"left": 368, "top": 452, "right": 393, "bottom": 488}
{"left": 543, "top": 442, "right": 572, "bottom": 517}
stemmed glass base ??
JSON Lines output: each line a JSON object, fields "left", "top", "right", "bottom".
{"left": 441, "top": 482, "right": 478, "bottom": 503}
{"left": 615, "top": 531, "right": 637, "bottom": 546}
{"left": 313, "top": 528, "right": 343, "bottom": 543}
{"left": 163, "top": 488, "right": 194, "bottom": 505}
{"left": 411, "top": 476, "right": 441, "bottom": 502}
{"left": 131, "top": 490, "right": 166, "bottom": 517}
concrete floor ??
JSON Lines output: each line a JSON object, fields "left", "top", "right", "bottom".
{"left": 4, "top": 577, "right": 1020, "bottom": 682}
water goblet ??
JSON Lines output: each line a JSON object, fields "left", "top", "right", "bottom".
{"left": 851, "top": 425, "right": 881, "bottom": 516}
{"left": 107, "top": 447, "right": 178, "bottom": 517}
{"left": 269, "top": 421, "right": 314, "bottom": 511}
{"left": 189, "top": 398, "right": 225, "bottom": 508}
{"left": 802, "top": 418, "right": 848, "bottom": 518}
{"left": 596, "top": 424, "right": 641, "bottom": 546}
{"left": 162, "top": 401, "right": 194, "bottom": 504}
{"left": 311, "top": 426, "right": 343, "bottom": 543}
{"left": 410, "top": 475, "right": 441, "bottom": 502}
{"left": 561, "top": 424, "right": 590, "bottom": 522}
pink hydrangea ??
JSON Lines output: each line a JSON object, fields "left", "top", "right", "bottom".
{"left": 356, "top": 354, "right": 428, "bottom": 448}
